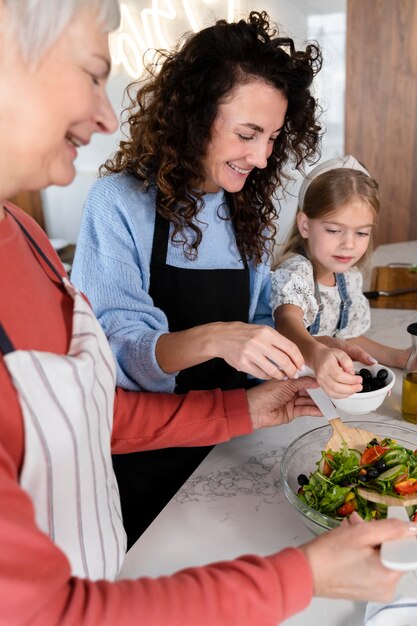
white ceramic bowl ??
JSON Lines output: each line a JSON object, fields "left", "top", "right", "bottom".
{"left": 281, "top": 421, "right": 417, "bottom": 536}
{"left": 330, "top": 363, "right": 395, "bottom": 415}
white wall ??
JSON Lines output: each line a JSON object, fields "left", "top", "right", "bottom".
{"left": 42, "top": 0, "right": 346, "bottom": 244}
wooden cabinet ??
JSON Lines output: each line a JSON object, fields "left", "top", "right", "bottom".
{"left": 345, "top": 0, "right": 417, "bottom": 245}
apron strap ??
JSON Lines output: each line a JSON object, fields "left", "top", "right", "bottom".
{"left": 150, "top": 196, "right": 249, "bottom": 269}
{"left": 4, "top": 207, "right": 64, "bottom": 284}
{"left": 150, "top": 209, "right": 170, "bottom": 266}
{"left": 308, "top": 272, "right": 352, "bottom": 336}
{"left": 0, "top": 207, "right": 66, "bottom": 354}
{"left": 0, "top": 322, "right": 15, "bottom": 354}
{"left": 308, "top": 281, "right": 324, "bottom": 335}
{"left": 335, "top": 272, "right": 351, "bottom": 332}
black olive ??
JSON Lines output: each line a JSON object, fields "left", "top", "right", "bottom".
{"left": 297, "top": 474, "right": 309, "bottom": 487}
{"left": 366, "top": 467, "right": 379, "bottom": 479}
{"left": 370, "top": 379, "right": 384, "bottom": 391}
{"left": 374, "top": 459, "right": 387, "bottom": 472}
{"left": 369, "top": 438, "right": 379, "bottom": 446}
{"left": 359, "top": 368, "right": 372, "bottom": 379}
{"left": 362, "top": 384, "right": 372, "bottom": 393}
{"left": 340, "top": 478, "right": 351, "bottom": 487}
{"left": 358, "top": 468, "right": 369, "bottom": 482}
{"left": 377, "top": 368, "right": 388, "bottom": 381}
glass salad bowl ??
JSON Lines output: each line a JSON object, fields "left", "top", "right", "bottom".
{"left": 281, "top": 420, "right": 417, "bottom": 536}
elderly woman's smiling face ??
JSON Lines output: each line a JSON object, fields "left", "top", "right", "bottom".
{"left": 0, "top": 8, "right": 117, "bottom": 198}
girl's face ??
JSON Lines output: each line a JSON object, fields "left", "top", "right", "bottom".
{"left": 297, "top": 199, "right": 375, "bottom": 284}
{"left": 0, "top": 8, "right": 117, "bottom": 198}
{"left": 200, "top": 80, "right": 288, "bottom": 193}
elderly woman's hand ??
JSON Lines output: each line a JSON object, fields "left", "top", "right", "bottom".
{"left": 246, "top": 376, "right": 321, "bottom": 430}
{"left": 299, "top": 515, "right": 416, "bottom": 602}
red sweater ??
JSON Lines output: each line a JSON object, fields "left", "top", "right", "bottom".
{"left": 0, "top": 203, "right": 313, "bottom": 626}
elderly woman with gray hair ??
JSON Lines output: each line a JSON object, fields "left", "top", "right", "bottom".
{"left": 0, "top": 1, "right": 414, "bottom": 624}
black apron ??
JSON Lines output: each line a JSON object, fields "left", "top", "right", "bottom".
{"left": 113, "top": 208, "right": 250, "bottom": 548}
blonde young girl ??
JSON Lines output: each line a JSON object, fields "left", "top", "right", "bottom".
{"left": 271, "top": 155, "right": 411, "bottom": 397}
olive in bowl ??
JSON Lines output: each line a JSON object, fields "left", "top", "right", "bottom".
{"left": 330, "top": 363, "right": 395, "bottom": 415}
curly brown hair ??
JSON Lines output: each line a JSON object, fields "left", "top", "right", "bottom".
{"left": 102, "top": 11, "right": 323, "bottom": 264}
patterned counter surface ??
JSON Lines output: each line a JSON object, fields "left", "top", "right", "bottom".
{"left": 118, "top": 244, "right": 417, "bottom": 626}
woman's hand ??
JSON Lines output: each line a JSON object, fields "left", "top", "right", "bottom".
{"left": 300, "top": 515, "right": 416, "bottom": 602}
{"left": 210, "top": 321, "right": 305, "bottom": 381}
{"left": 155, "top": 322, "right": 304, "bottom": 379}
{"left": 246, "top": 376, "right": 322, "bottom": 430}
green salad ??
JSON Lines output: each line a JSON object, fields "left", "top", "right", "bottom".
{"left": 297, "top": 437, "right": 417, "bottom": 521}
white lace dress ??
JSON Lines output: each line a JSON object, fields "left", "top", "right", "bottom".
{"left": 270, "top": 254, "right": 370, "bottom": 338}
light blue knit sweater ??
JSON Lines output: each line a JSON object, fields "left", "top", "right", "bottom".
{"left": 71, "top": 172, "right": 273, "bottom": 392}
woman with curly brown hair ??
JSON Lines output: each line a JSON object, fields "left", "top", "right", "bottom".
{"left": 1, "top": 3, "right": 414, "bottom": 622}
{"left": 72, "top": 11, "right": 330, "bottom": 545}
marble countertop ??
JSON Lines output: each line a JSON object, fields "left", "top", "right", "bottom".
{"left": 118, "top": 243, "right": 417, "bottom": 626}
{"left": 372, "top": 240, "right": 417, "bottom": 267}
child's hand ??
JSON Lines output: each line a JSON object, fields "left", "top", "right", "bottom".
{"left": 395, "top": 346, "right": 412, "bottom": 369}
{"left": 322, "top": 336, "right": 411, "bottom": 370}
{"left": 311, "top": 345, "right": 363, "bottom": 397}
{"left": 316, "top": 336, "right": 377, "bottom": 368}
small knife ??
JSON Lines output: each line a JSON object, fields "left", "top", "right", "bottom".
{"left": 387, "top": 262, "right": 417, "bottom": 270}
{"left": 364, "top": 286, "right": 417, "bottom": 298}
{"left": 306, "top": 386, "right": 339, "bottom": 420}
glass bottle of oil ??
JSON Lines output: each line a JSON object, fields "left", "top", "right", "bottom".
{"left": 402, "top": 322, "right": 417, "bottom": 424}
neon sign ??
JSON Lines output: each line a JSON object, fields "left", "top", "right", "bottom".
{"left": 110, "top": 0, "right": 237, "bottom": 78}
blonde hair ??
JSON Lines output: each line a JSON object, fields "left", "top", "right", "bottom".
{"left": 273, "top": 167, "right": 380, "bottom": 270}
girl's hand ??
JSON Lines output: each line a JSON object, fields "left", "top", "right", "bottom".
{"left": 210, "top": 322, "right": 305, "bottom": 381}
{"left": 327, "top": 336, "right": 411, "bottom": 369}
{"left": 392, "top": 346, "right": 412, "bottom": 369}
{"left": 316, "top": 335, "right": 377, "bottom": 366}
{"left": 310, "top": 345, "right": 363, "bottom": 398}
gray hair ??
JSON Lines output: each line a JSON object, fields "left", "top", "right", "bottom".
{"left": 5, "top": 0, "right": 120, "bottom": 62}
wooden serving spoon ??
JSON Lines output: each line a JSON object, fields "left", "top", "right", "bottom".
{"left": 325, "top": 417, "right": 377, "bottom": 453}
{"left": 306, "top": 387, "right": 377, "bottom": 452}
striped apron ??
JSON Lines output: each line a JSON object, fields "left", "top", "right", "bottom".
{"left": 1, "top": 211, "right": 126, "bottom": 580}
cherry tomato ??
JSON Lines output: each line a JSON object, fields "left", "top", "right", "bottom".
{"left": 393, "top": 478, "right": 417, "bottom": 495}
{"left": 360, "top": 445, "right": 389, "bottom": 466}
{"left": 337, "top": 501, "right": 357, "bottom": 517}
{"left": 321, "top": 453, "right": 334, "bottom": 477}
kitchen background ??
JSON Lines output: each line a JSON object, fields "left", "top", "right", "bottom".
{"left": 13, "top": 0, "right": 417, "bottom": 248}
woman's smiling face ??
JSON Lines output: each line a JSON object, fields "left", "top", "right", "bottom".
{"left": 0, "top": 8, "right": 118, "bottom": 197}
{"left": 200, "top": 80, "right": 288, "bottom": 193}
